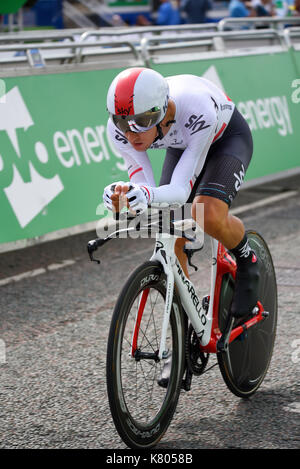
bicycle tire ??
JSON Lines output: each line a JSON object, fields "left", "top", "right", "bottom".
{"left": 106, "top": 261, "right": 186, "bottom": 449}
{"left": 217, "top": 230, "right": 277, "bottom": 398}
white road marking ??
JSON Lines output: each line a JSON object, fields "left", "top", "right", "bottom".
{"left": 47, "top": 259, "right": 76, "bottom": 271}
{"left": 0, "top": 260, "right": 75, "bottom": 287}
{"left": 283, "top": 402, "right": 300, "bottom": 414}
{"left": 230, "top": 190, "right": 298, "bottom": 215}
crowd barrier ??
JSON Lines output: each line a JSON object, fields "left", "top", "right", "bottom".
{"left": 0, "top": 20, "right": 300, "bottom": 251}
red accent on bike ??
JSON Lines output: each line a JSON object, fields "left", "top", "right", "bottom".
{"left": 190, "top": 180, "right": 193, "bottom": 190}
{"left": 129, "top": 167, "right": 143, "bottom": 179}
{"left": 252, "top": 253, "right": 257, "bottom": 263}
{"left": 200, "top": 240, "right": 266, "bottom": 354}
{"left": 131, "top": 288, "right": 149, "bottom": 357}
{"left": 199, "top": 243, "right": 236, "bottom": 353}
{"left": 114, "top": 68, "right": 143, "bottom": 115}
{"left": 228, "top": 301, "right": 265, "bottom": 344}
{"left": 212, "top": 123, "right": 227, "bottom": 143}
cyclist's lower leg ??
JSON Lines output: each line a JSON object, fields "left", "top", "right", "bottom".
{"left": 175, "top": 238, "right": 189, "bottom": 278}
{"left": 192, "top": 196, "right": 260, "bottom": 318}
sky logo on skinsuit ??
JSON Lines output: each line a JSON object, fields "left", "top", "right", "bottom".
{"left": 234, "top": 164, "right": 245, "bottom": 192}
{"left": 0, "top": 86, "right": 64, "bottom": 228}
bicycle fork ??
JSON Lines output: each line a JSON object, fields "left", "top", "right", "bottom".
{"left": 130, "top": 236, "right": 176, "bottom": 360}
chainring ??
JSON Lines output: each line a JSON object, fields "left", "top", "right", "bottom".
{"left": 185, "top": 323, "right": 209, "bottom": 376}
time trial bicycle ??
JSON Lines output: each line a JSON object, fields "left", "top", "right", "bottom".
{"left": 87, "top": 209, "right": 277, "bottom": 449}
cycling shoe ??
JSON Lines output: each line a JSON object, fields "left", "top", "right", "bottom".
{"left": 157, "top": 354, "right": 172, "bottom": 388}
{"left": 231, "top": 253, "right": 261, "bottom": 318}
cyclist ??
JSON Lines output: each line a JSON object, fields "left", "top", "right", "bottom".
{"left": 103, "top": 67, "right": 260, "bottom": 320}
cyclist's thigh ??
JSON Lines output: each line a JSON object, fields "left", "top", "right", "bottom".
{"left": 159, "top": 148, "right": 188, "bottom": 221}
{"left": 159, "top": 148, "right": 184, "bottom": 186}
{"left": 195, "top": 108, "right": 253, "bottom": 207}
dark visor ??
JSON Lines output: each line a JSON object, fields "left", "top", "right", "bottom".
{"left": 111, "top": 108, "right": 161, "bottom": 134}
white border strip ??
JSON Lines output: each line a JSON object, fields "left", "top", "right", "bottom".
{"left": 241, "top": 167, "right": 300, "bottom": 190}
{"left": 0, "top": 259, "right": 76, "bottom": 287}
{"left": 0, "top": 220, "right": 99, "bottom": 254}
{"left": 231, "top": 190, "right": 298, "bottom": 215}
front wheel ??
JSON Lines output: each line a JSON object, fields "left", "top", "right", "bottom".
{"left": 217, "top": 231, "right": 278, "bottom": 398}
{"left": 106, "top": 261, "right": 186, "bottom": 449}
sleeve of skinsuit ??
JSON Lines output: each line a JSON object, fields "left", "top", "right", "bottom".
{"left": 106, "top": 118, "right": 156, "bottom": 187}
{"left": 150, "top": 98, "right": 218, "bottom": 205}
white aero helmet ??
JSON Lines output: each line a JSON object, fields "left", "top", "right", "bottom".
{"left": 107, "top": 67, "right": 169, "bottom": 134}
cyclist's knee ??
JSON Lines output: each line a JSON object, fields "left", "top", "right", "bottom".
{"left": 192, "top": 195, "right": 228, "bottom": 236}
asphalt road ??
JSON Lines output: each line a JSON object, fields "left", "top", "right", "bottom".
{"left": 0, "top": 174, "right": 299, "bottom": 450}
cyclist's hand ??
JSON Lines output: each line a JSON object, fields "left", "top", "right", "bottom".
{"left": 103, "top": 182, "right": 150, "bottom": 214}
{"left": 103, "top": 181, "right": 128, "bottom": 212}
{"left": 126, "top": 183, "right": 150, "bottom": 214}
{"left": 111, "top": 184, "right": 130, "bottom": 212}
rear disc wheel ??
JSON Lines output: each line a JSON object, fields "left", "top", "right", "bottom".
{"left": 217, "top": 231, "right": 277, "bottom": 398}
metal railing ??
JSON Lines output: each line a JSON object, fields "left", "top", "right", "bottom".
{"left": 0, "top": 28, "right": 88, "bottom": 44}
{"left": 0, "top": 19, "right": 299, "bottom": 71}
{"left": 74, "top": 38, "right": 140, "bottom": 62}
{"left": 283, "top": 26, "right": 300, "bottom": 48}
{"left": 0, "top": 38, "right": 140, "bottom": 67}
{"left": 217, "top": 16, "right": 300, "bottom": 31}
{"left": 139, "top": 28, "right": 287, "bottom": 66}
{"left": 78, "top": 23, "right": 219, "bottom": 43}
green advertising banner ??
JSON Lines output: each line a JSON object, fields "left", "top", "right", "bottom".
{"left": 0, "top": 69, "right": 125, "bottom": 245}
{"left": 0, "top": 0, "right": 27, "bottom": 14}
{"left": 107, "top": 0, "right": 149, "bottom": 6}
{"left": 0, "top": 68, "right": 165, "bottom": 247}
{"left": 0, "top": 50, "right": 300, "bottom": 247}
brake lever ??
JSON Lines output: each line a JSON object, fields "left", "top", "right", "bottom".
{"left": 87, "top": 240, "right": 101, "bottom": 264}
{"left": 184, "top": 247, "right": 198, "bottom": 271}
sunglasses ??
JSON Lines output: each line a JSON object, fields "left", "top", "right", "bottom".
{"left": 111, "top": 108, "right": 161, "bottom": 134}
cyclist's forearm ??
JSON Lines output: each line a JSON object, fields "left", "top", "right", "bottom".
{"left": 149, "top": 184, "right": 189, "bottom": 206}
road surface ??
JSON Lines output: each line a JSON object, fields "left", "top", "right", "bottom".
{"left": 0, "top": 174, "right": 299, "bottom": 450}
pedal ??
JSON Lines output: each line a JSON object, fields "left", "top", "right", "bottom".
{"left": 157, "top": 355, "right": 193, "bottom": 392}
{"left": 252, "top": 305, "right": 269, "bottom": 319}
{"left": 181, "top": 368, "right": 193, "bottom": 392}
{"left": 157, "top": 353, "right": 172, "bottom": 388}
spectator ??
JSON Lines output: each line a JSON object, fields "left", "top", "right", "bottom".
{"left": 294, "top": 0, "right": 300, "bottom": 14}
{"left": 136, "top": 14, "right": 152, "bottom": 25}
{"left": 156, "top": 0, "right": 181, "bottom": 25}
{"left": 181, "top": 0, "right": 213, "bottom": 24}
{"left": 229, "top": 0, "right": 257, "bottom": 17}
{"left": 252, "top": 0, "right": 275, "bottom": 15}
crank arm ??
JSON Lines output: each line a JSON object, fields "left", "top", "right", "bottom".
{"left": 229, "top": 301, "right": 269, "bottom": 343}
{"left": 217, "top": 301, "right": 268, "bottom": 352}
